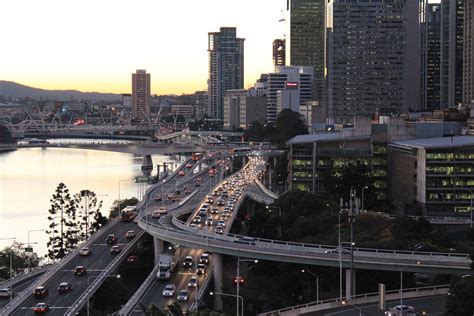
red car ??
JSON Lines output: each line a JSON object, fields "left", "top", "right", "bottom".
{"left": 186, "top": 163, "right": 193, "bottom": 168}
{"left": 179, "top": 171, "right": 185, "bottom": 176}
{"left": 127, "top": 255, "right": 140, "bottom": 263}
{"left": 33, "top": 302, "right": 49, "bottom": 314}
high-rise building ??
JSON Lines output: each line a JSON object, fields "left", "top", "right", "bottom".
{"left": 328, "top": 0, "right": 421, "bottom": 120}
{"left": 288, "top": 0, "right": 326, "bottom": 103}
{"left": 440, "top": 0, "right": 464, "bottom": 108}
{"left": 267, "top": 66, "right": 314, "bottom": 123}
{"left": 193, "top": 91, "right": 208, "bottom": 120}
{"left": 223, "top": 89, "right": 267, "bottom": 130}
{"left": 207, "top": 27, "right": 244, "bottom": 120}
{"left": 423, "top": 3, "right": 442, "bottom": 110}
{"left": 131, "top": 69, "right": 150, "bottom": 122}
{"left": 464, "top": 0, "right": 474, "bottom": 105}
{"left": 272, "top": 39, "right": 286, "bottom": 68}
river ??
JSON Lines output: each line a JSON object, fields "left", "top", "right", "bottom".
{"left": 0, "top": 140, "right": 180, "bottom": 257}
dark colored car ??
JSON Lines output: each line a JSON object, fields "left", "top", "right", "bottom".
{"left": 33, "top": 302, "right": 49, "bottom": 314}
{"left": 125, "top": 230, "right": 136, "bottom": 239}
{"left": 199, "top": 253, "right": 210, "bottom": 264}
{"left": 57, "top": 282, "right": 71, "bottom": 293}
{"left": 74, "top": 266, "right": 86, "bottom": 276}
{"left": 183, "top": 256, "right": 194, "bottom": 268}
{"left": 196, "top": 263, "right": 206, "bottom": 275}
{"left": 106, "top": 234, "right": 118, "bottom": 244}
{"left": 111, "top": 245, "right": 121, "bottom": 254}
{"left": 33, "top": 286, "right": 48, "bottom": 298}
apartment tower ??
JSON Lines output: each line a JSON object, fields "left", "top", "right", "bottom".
{"left": 131, "top": 69, "right": 151, "bottom": 122}
{"left": 207, "top": 27, "right": 244, "bottom": 120}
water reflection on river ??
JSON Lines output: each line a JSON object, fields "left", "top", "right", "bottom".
{"left": 0, "top": 144, "right": 179, "bottom": 257}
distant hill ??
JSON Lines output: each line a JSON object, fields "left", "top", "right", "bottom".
{"left": 0, "top": 81, "right": 122, "bottom": 102}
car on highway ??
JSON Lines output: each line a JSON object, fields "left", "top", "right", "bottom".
{"left": 324, "top": 247, "right": 351, "bottom": 255}
{"left": 179, "top": 171, "right": 185, "bottom": 176}
{"left": 125, "top": 230, "right": 136, "bottom": 239}
{"left": 57, "top": 282, "right": 72, "bottom": 293}
{"left": 111, "top": 245, "right": 121, "bottom": 254}
{"left": 196, "top": 263, "right": 206, "bottom": 275}
{"left": 33, "top": 286, "right": 48, "bottom": 298}
{"left": 193, "top": 216, "right": 202, "bottom": 224}
{"left": 183, "top": 256, "right": 194, "bottom": 269}
{"left": 385, "top": 305, "right": 416, "bottom": 316}
{"left": 158, "top": 206, "right": 168, "bottom": 214}
{"left": 234, "top": 236, "right": 256, "bottom": 245}
{"left": 205, "top": 218, "right": 213, "bottom": 226}
{"left": 184, "top": 187, "right": 192, "bottom": 194}
{"left": 199, "top": 252, "right": 210, "bottom": 264}
{"left": 210, "top": 207, "right": 219, "bottom": 214}
{"left": 162, "top": 284, "right": 176, "bottom": 297}
{"left": 74, "top": 266, "right": 87, "bottom": 276}
{"left": 215, "top": 226, "right": 224, "bottom": 234}
{"left": 106, "top": 234, "right": 118, "bottom": 244}
{"left": 80, "top": 247, "right": 91, "bottom": 256}
{"left": 154, "top": 194, "right": 162, "bottom": 201}
{"left": 186, "top": 163, "right": 193, "bottom": 168}
{"left": 194, "top": 181, "right": 201, "bottom": 187}
{"left": 188, "top": 276, "right": 199, "bottom": 288}
{"left": 177, "top": 289, "right": 190, "bottom": 302}
{"left": 127, "top": 255, "right": 140, "bottom": 263}
{"left": 152, "top": 210, "right": 161, "bottom": 218}
{"left": 217, "top": 220, "right": 226, "bottom": 228}
{"left": 33, "top": 302, "right": 49, "bottom": 314}
{"left": 172, "top": 196, "right": 180, "bottom": 202}
{"left": 0, "top": 288, "right": 12, "bottom": 298}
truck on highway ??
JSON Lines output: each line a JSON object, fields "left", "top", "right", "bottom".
{"left": 156, "top": 253, "right": 178, "bottom": 280}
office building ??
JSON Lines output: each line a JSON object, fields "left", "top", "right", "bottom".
{"left": 464, "top": 0, "right": 474, "bottom": 105}
{"left": 208, "top": 27, "right": 244, "bottom": 120}
{"left": 223, "top": 89, "right": 267, "bottom": 130}
{"left": 193, "top": 91, "right": 208, "bottom": 120}
{"left": 267, "top": 66, "right": 314, "bottom": 123}
{"left": 328, "top": 0, "right": 421, "bottom": 119}
{"left": 423, "top": 3, "right": 442, "bottom": 110}
{"left": 131, "top": 69, "right": 151, "bottom": 121}
{"left": 287, "top": 117, "right": 465, "bottom": 215}
{"left": 288, "top": 0, "right": 326, "bottom": 103}
{"left": 388, "top": 136, "right": 474, "bottom": 216}
{"left": 272, "top": 39, "right": 286, "bottom": 68}
{"left": 440, "top": 0, "right": 464, "bottom": 108}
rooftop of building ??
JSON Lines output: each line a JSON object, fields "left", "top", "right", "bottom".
{"left": 286, "top": 132, "right": 370, "bottom": 145}
{"left": 390, "top": 136, "right": 474, "bottom": 149}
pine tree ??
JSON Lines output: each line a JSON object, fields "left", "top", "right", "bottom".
{"left": 45, "top": 183, "right": 76, "bottom": 260}
{"left": 73, "top": 190, "right": 105, "bottom": 241}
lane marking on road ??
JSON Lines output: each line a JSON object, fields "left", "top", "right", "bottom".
{"left": 62, "top": 269, "right": 105, "bottom": 272}
{"left": 20, "top": 306, "right": 71, "bottom": 310}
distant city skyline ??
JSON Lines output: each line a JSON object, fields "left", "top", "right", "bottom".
{"left": 0, "top": 0, "right": 285, "bottom": 95}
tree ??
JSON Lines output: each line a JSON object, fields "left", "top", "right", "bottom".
{"left": 46, "top": 183, "right": 77, "bottom": 260}
{"left": 109, "top": 197, "right": 139, "bottom": 219}
{"left": 273, "top": 109, "right": 307, "bottom": 147}
{"left": 167, "top": 302, "right": 184, "bottom": 316}
{"left": 445, "top": 277, "right": 474, "bottom": 315}
{"left": 0, "top": 242, "right": 40, "bottom": 281}
{"left": 0, "top": 124, "right": 15, "bottom": 144}
{"left": 244, "top": 120, "right": 266, "bottom": 142}
{"left": 73, "top": 190, "right": 106, "bottom": 241}
{"left": 91, "top": 276, "right": 129, "bottom": 314}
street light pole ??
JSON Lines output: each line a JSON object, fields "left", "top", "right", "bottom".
{"left": 361, "top": 186, "right": 368, "bottom": 212}
{"left": 236, "top": 258, "right": 258, "bottom": 316}
{"left": 27, "top": 230, "right": 45, "bottom": 272}
{"left": 210, "top": 291, "right": 244, "bottom": 316}
{"left": 266, "top": 206, "right": 282, "bottom": 238}
{"left": 338, "top": 198, "right": 343, "bottom": 302}
{"left": 301, "top": 269, "right": 319, "bottom": 304}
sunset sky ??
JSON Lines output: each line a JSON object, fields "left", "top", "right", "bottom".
{"left": 0, "top": 0, "right": 286, "bottom": 95}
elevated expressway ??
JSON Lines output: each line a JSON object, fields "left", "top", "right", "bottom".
{"left": 1, "top": 155, "right": 218, "bottom": 315}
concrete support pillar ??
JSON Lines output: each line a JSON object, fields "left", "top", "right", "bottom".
{"left": 142, "top": 155, "right": 153, "bottom": 170}
{"left": 274, "top": 156, "right": 277, "bottom": 168}
{"left": 345, "top": 269, "right": 356, "bottom": 299}
{"left": 242, "top": 156, "right": 246, "bottom": 166}
{"left": 153, "top": 237, "right": 164, "bottom": 264}
{"left": 213, "top": 253, "right": 224, "bottom": 310}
